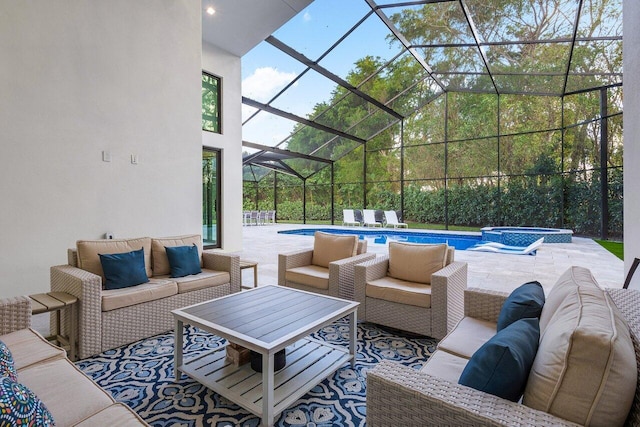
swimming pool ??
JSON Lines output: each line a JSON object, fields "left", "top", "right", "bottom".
{"left": 278, "top": 228, "right": 482, "bottom": 251}
{"left": 481, "top": 226, "right": 573, "bottom": 245}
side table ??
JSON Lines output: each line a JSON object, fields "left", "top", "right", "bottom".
{"left": 29, "top": 292, "right": 78, "bottom": 361}
{"left": 239, "top": 260, "right": 258, "bottom": 289}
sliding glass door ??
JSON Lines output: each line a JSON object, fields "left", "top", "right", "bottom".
{"left": 203, "top": 148, "right": 221, "bottom": 248}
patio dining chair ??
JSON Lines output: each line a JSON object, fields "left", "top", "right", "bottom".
{"left": 363, "top": 209, "right": 382, "bottom": 227}
{"left": 279, "top": 231, "right": 375, "bottom": 300}
{"left": 384, "top": 210, "right": 408, "bottom": 228}
{"left": 342, "top": 209, "right": 361, "bottom": 226}
{"left": 354, "top": 242, "right": 467, "bottom": 338}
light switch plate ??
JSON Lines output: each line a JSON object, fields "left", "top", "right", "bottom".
{"left": 102, "top": 150, "right": 111, "bottom": 162}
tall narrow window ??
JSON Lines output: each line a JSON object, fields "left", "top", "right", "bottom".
{"left": 202, "top": 72, "right": 221, "bottom": 133}
{"left": 203, "top": 148, "right": 221, "bottom": 248}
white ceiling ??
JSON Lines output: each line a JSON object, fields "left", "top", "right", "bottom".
{"left": 201, "top": 0, "right": 314, "bottom": 57}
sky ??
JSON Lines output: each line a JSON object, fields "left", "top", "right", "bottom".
{"left": 240, "top": 0, "right": 397, "bottom": 149}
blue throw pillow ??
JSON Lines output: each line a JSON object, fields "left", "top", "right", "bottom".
{"left": 496, "top": 281, "right": 545, "bottom": 331}
{"left": 459, "top": 317, "right": 540, "bottom": 402}
{"left": 99, "top": 248, "right": 149, "bottom": 290}
{"left": 0, "top": 340, "right": 17, "bottom": 382}
{"left": 0, "top": 376, "right": 55, "bottom": 425}
{"left": 165, "top": 244, "right": 202, "bottom": 278}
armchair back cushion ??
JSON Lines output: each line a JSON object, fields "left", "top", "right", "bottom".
{"left": 387, "top": 242, "right": 448, "bottom": 285}
{"left": 76, "top": 237, "right": 152, "bottom": 283}
{"left": 524, "top": 285, "right": 636, "bottom": 426}
{"left": 311, "top": 232, "right": 358, "bottom": 268}
{"left": 151, "top": 234, "right": 203, "bottom": 276}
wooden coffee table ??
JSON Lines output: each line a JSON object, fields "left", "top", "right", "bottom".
{"left": 172, "top": 285, "right": 359, "bottom": 427}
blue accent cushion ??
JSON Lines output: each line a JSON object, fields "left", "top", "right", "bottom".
{"left": 459, "top": 317, "right": 540, "bottom": 402}
{"left": 99, "top": 248, "right": 149, "bottom": 290}
{"left": 496, "top": 281, "right": 545, "bottom": 331}
{"left": 0, "top": 376, "right": 55, "bottom": 425}
{"left": 0, "top": 340, "right": 17, "bottom": 382}
{"left": 165, "top": 245, "right": 202, "bottom": 278}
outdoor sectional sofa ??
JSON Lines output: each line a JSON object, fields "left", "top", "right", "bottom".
{"left": 367, "top": 266, "right": 640, "bottom": 426}
{"left": 51, "top": 235, "right": 240, "bottom": 359}
{"left": 0, "top": 296, "right": 148, "bottom": 426}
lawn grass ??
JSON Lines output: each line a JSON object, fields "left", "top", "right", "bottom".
{"left": 594, "top": 239, "right": 623, "bottom": 260}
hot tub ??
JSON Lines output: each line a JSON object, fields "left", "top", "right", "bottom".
{"left": 481, "top": 226, "right": 573, "bottom": 245}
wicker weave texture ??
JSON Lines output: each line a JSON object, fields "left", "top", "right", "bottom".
{"left": 279, "top": 248, "right": 374, "bottom": 300}
{"left": 464, "top": 287, "right": 509, "bottom": 323}
{"left": 354, "top": 258, "right": 467, "bottom": 339}
{"left": 101, "top": 285, "right": 228, "bottom": 352}
{"left": 367, "top": 360, "right": 581, "bottom": 427}
{"left": 0, "top": 296, "right": 31, "bottom": 335}
{"left": 607, "top": 289, "right": 640, "bottom": 427}
{"left": 51, "top": 251, "right": 240, "bottom": 359}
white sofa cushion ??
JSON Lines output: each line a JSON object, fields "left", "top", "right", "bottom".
{"left": 101, "top": 278, "right": 177, "bottom": 311}
{"left": 437, "top": 317, "right": 497, "bottom": 359}
{"left": 19, "top": 358, "right": 115, "bottom": 426}
{"left": 524, "top": 283, "right": 636, "bottom": 426}
{"left": 3, "top": 329, "right": 65, "bottom": 371}
{"left": 420, "top": 349, "right": 468, "bottom": 383}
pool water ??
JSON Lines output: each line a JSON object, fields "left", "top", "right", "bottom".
{"left": 278, "top": 228, "right": 481, "bottom": 251}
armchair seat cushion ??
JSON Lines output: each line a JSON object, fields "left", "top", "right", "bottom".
{"left": 366, "top": 277, "right": 431, "bottom": 308}
{"left": 101, "top": 278, "right": 177, "bottom": 311}
{"left": 420, "top": 349, "right": 468, "bottom": 383}
{"left": 158, "top": 269, "right": 230, "bottom": 293}
{"left": 437, "top": 317, "right": 497, "bottom": 359}
{"left": 286, "top": 265, "right": 329, "bottom": 290}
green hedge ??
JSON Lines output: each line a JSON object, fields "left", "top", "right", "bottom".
{"left": 246, "top": 169, "right": 622, "bottom": 237}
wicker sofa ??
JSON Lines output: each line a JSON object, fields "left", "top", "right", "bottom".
{"left": 0, "top": 296, "right": 148, "bottom": 426}
{"left": 367, "top": 266, "right": 640, "bottom": 426}
{"left": 51, "top": 235, "right": 240, "bottom": 359}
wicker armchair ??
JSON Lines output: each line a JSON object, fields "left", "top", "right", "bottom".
{"left": 354, "top": 243, "right": 467, "bottom": 339}
{"left": 278, "top": 232, "right": 375, "bottom": 300}
{"left": 366, "top": 286, "right": 640, "bottom": 427}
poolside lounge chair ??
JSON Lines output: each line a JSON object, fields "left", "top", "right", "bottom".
{"left": 342, "top": 209, "right": 361, "bottom": 226}
{"left": 363, "top": 209, "right": 382, "bottom": 227}
{"left": 468, "top": 237, "right": 544, "bottom": 255}
{"left": 384, "top": 210, "right": 408, "bottom": 228}
{"left": 354, "top": 209, "right": 363, "bottom": 225}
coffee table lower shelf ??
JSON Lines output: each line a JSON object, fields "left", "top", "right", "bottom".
{"left": 177, "top": 338, "right": 351, "bottom": 420}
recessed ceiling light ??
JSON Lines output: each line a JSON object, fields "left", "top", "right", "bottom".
{"left": 206, "top": 6, "right": 216, "bottom": 15}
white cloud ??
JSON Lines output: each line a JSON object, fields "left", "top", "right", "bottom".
{"left": 242, "top": 67, "right": 297, "bottom": 102}
{"left": 303, "top": 11, "right": 311, "bottom": 22}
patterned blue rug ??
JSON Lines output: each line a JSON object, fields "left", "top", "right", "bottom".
{"left": 76, "top": 321, "right": 437, "bottom": 426}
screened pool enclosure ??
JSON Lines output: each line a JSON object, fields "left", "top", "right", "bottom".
{"left": 241, "top": 0, "right": 623, "bottom": 238}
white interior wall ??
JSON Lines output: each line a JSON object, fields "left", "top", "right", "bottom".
{"left": 624, "top": 0, "right": 640, "bottom": 276}
{"left": 202, "top": 42, "right": 243, "bottom": 252}
{"left": 0, "top": 1, "right": 202, "bottom": 296}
